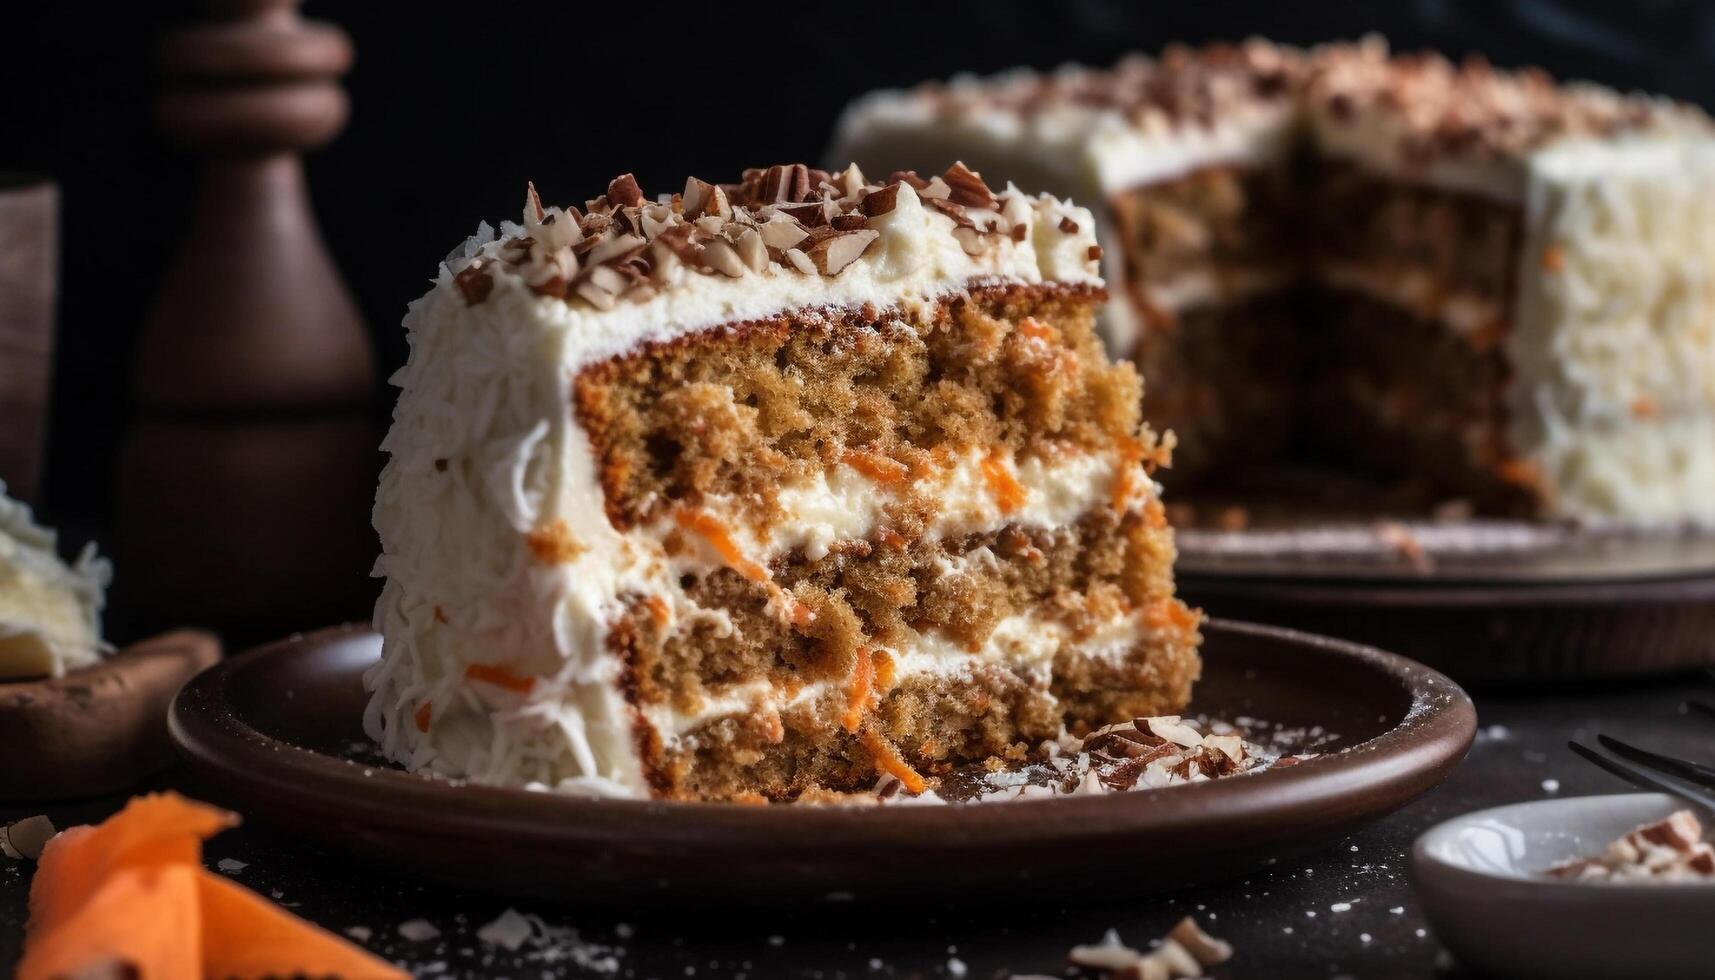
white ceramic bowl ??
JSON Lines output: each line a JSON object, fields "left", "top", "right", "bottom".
{"left": 1411, "top": 793, "right": 1715, "bottom": 980}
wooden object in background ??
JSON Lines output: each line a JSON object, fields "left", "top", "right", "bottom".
{"left": 117, "top": 0, "right": 376, "bottom": 644}
{"left": 0, "top": 630, "right": 221, "bottom": 800}
{"left": 0, "top": 178, "right": 57, "bottom": 506}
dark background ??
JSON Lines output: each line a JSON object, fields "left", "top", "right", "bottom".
{"left": 6, "top": 0, "right": 1714, "bottom": 534}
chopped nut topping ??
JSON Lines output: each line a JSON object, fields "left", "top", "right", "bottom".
{"left": 806, "top": 229, "right": 880, "bottom": 275}
{"left": 524, "top": 181, "right": 545, "bottom": 222}
{"left": 606, "top": 173, "right": 645, "bottom": 208}
{"left": 951, "top": 226, "right": 991, "bottom": 257}
{"left": 1549, "top": 810, "right": 1715, "bottom": 882}
{"left": 455, "top": 163, "right": 1089, "bottom": 313}
{"left": 1167, "top": 916, "right": 1233, "bottom": 966}
{"left": 942, "top": 161, "right": 997, "bottom": 209}
{"left": 868, "top": 38, "right": 1706, "bottom": 168}
{"left": 734, "top": 228, "right": 768, "bottom": 273}
{"left": 701, "top": 237, "right": 747, "bottom": 278}
{"left": 453, "top": 261, "right": 494, "bottom": 306}
{"left": 760, "top": 216, "right": 810, "bottom": 250}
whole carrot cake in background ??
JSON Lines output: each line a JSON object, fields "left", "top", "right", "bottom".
{"left": 835, "top": 37, "right": 1715, "bottom": 525}
{"left": 367, "top": 163, "right": 1201, "bottom": 801}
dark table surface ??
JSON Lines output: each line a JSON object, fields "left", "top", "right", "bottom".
{"left": 3, "top": 673, "right": 1710, "bottom": 980}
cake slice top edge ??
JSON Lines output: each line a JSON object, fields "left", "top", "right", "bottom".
{"left": 432, "top": 162, "right": 1102, "bottom": 375}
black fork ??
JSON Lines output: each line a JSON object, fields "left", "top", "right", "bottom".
{"left": 1567, "top": 672, "right": 1715, "bottom": 811}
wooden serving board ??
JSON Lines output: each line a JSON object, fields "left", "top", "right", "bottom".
{"left": 0, "top": 630, "right": 221, "bottom": 800}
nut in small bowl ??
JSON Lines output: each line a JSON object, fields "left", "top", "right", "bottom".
{"left": 1411, "top": 793, "right": 1715, "bottom": 980}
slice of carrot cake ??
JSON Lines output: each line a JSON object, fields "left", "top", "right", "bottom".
{"left": 366, "top": 163, "right": 1201, "bottom": 801}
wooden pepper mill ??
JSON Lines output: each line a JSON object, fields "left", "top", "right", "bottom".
{"left": 117, "top": 0, "right": 377, "bottom": 644}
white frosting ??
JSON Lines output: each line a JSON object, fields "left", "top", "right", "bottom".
{"left": 1509, "top": 137, "right": 1715, "bottom": 524}
{"left": 368, "top": 179, "right": 1115, "bottom": 797}
{"left": 0, "top": 482, "right": 110, "bottom": 680}
{"left": 835, "top": 73, "right": 1296, "bottom": 196}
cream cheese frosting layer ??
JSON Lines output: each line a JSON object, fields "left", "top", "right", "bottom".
{"left": 1509, "top": 138, "right": 1715, "bottom": 525}
{"left": 833, "top": 41, "right": 1303, "bottom": 198}
{"left": 640, "top": 606, "right": 1157, "bottom": 743}
{"left": 367, "top": 166, "right": 1110, "bottom": 797}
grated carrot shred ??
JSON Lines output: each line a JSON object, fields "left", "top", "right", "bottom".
{"left": 1631, "top": 395, "right": 1660, "bottom": 419}
{"left": 1541, "top": 244, "right": 1565, "bottom": 272}
{"left": 675, "top": 508, "right": 769, "bottom": 583}
{"left": 676, "top": 507, "right": 813, "bottom": 631}
{"left": 841, "top": 648, "right": 874, "bottom": 733}
{"left": 1111, "top": 437, "right": 1144, "bottom": 512}
{"left": 465, "top": 663, "right": 535, "bottom": 695}
{"left": 1143, "top": 598, "right": 1200, "bottom": 634}
{"left": 876, "top": 527, "right": 907, "bottom": 551}
{"left": 525, "top": 518, "right": 585, "bottom": 564}
{"left": 981, "top": 451, "right": 1026, "bottom": 514}
{"left": 784, "top": 592, "right": 816, "bottom": 629}
{"left": 840, "top": 447, "right": 912, "bottom": 485}
{"left": 872, "top": 649, "right": 897, "bottom": 692}
{"left": 414, "top": 702, "right": 432, "bottom": 733}
{"left": 644, "top": 595, "right": 672, "bottom": 627}
{"left": 1016, "top": 317, "right": 1056, "bottom": 343}
{"left": 860, "top": 728, "right": 927, "bottom": 795}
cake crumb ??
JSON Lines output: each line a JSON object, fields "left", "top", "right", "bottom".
{"left": 1067, "top": 918, "right": 1232, "bottom": 977}
{"left": 477, "top": 908, "right": 534, "bottom": 951}
{"left": 398, "top": 918, "right": 442, "bottom": 942}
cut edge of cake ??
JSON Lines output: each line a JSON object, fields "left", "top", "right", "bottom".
{"left": 833, "top": 36, "right": 1715, "bottom": 527}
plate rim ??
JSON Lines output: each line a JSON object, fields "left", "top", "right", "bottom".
{"left": 1176, "top": 533, "right": 1715, "bottom": 590}
{"left": 169, "top": 619, "right": 1475, "bottom": 848}
{"left": 1180, "top": 570, "right": 1715, "bottom": 603}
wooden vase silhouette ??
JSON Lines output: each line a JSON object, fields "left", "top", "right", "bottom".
{"left": 117, "top": 0, "right": 376, "bottom": 643}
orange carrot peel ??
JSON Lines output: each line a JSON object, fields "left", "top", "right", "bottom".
{"left": 981, "top": 451, "right": 1026, "bottom": 515}
{"left": 19, "top": 792, "right": 405, "bottom": 980}
{"left": 861, "top": 728, "right": 928, "bottom": 795}
{"left": 841, "top": 648, "right": 874, "bottom": 733}
{"left": 466, "top": 662, "right": 536, "bottom": 694}
{"left": 840, "top": 447, "right": 913, "bottom": 486}
{"left": 675, "top": 507, "right": 813, "bottom": 628}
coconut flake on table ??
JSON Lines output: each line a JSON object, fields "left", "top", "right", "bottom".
{"left": 397, "top": 918, "right": 442, "bottom": 942}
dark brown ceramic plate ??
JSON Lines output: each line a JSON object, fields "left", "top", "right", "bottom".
{"left": 1170, "top": 465, "right": 1715, "bottom": 585}
{"left": 1168, "top": 471, "right": 1715, "bottom": 683}
{"left": 1180, "top": 573, "right": 1715, "bottom": 687}
{"left": 1176, "top": 520, "right": 1715, "bottom": 585}
{"left": 169, "top": 620, "right": 1474, "bottom": 905}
